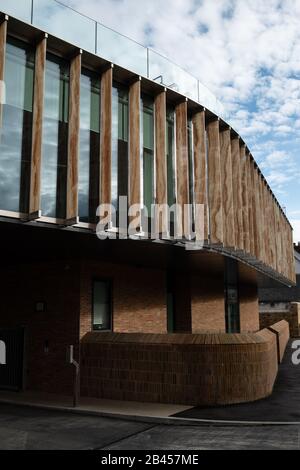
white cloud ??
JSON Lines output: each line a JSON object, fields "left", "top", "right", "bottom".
{"left": 62, "top": 0, "right": 300, "bottom": 215}
{"left": 291, "top": 219, "right": 300, "bottom": 243}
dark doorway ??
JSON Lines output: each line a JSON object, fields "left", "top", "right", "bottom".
{"left": 0, "top": 328, "right": 24, "bottom": 391}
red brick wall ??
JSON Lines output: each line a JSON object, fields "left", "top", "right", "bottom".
{"left": 0, "top": 261, "right": 80, "bottom": 394}
{"left": 80, "top": 260, "right": 167, "bottom": 336}
{"left": 81, "top": 330, "right": 278, "bottom": 406}
{"left": 239, "top": 282, "right": 260, "bottom": 332}
{"left": 191, "top": 273, "right": 226, "bottom": 332}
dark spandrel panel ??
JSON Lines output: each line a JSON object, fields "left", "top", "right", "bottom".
{"left": 0, "top": 0, "right": 32, "bottom": 23}
{"left": 32, "top": 0, "right": 96, "bottom": 53}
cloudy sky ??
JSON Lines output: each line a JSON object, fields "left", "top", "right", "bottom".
{"left": 62, "top": 0, "right": 300, "bottom": 241}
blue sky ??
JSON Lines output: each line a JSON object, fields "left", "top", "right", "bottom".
{"left": 64, "top": 0, "right": 300, "bottom": 241}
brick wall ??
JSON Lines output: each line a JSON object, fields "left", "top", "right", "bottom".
{"left": 0, "top": 261, "right": 80, "bottom": 394}
{"left": 80, "top": 260, "right": 167, "bottom": 336}
{"left": 239, "top": 282, "right": 260, "bottom": 332}
{"left": 190, "top": 273, "right": 226, "bottom": 332}
{"left": 81, "top": 329, "right": 278, "bottom": 406}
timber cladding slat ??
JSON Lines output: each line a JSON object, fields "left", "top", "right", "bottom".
{"left": 192, "top": 111, "right": 208, "bottom": 240}
{"left": 100, "top": 67, "right": 113, "bottom": 208}
{"left": 29, "top": 36, "right": 47, "bottom": 215}
{"left": 81, "top": 329, "right": 279, "bottom": 406}
{"left": 230, "top": 137, "right": 243, "bottom": 250}
{"left": 240, "top": 144, "right": 250, "bottom": 253}
{"left": 154, "top": 90, "right": 167, "bottom": 233}
{"left": 0, "top": 18, "right": 7, "bottom": 128}
{"left": 129, "top": 80, "right": 141, "bottom": 208}
{"left": 175, "top": 101, "right": 189, "bottom": 235}
{"left": 219, "top": 128, "right": 235, "bottom": 248}
{"left": 207, "top": 120, "right": 223, "bottom": 245}
{"left": 0, "top": 18, "right": 6, "bottom": 82}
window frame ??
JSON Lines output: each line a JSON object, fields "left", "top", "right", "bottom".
{"left": 91, "top": 278, "right": 113, "bottom": 332}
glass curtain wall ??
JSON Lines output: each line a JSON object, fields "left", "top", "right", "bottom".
{"left": 0, "top": 38, "right": 34, "bottom": 213}
{"left": 141, "top": 95, "right": 154, "bottom": 223}
{"left": 111, "top": 84, "right": 129, "bottom": 224}
{"left": 79, "top": 69, "right": 101, "bottom": 223}
{"left": 40, "top": 53, "right": 69, "bottom": 219}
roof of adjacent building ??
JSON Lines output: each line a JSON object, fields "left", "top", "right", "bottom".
{"left": 258, "top": 249, "right": 300, "bottom": 302}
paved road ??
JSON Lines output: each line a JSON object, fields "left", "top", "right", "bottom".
{"left": 174, "top": 340, "right": 300, "bottom": 423}
{"left": 0, "top": 403, "right": 299, "bottom": 450}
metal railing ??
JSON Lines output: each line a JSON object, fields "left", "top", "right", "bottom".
{"left": 0, "top": 0, "right": 227, "bottom": 119}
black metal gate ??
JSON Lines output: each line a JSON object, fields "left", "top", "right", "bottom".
{"left": 0, "top": 328, "right": 24, "bottom": 391}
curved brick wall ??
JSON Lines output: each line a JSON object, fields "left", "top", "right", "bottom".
{"left": 268, "top": 320, "right": 290, "bottom": 363}
{"left": 81, "top": 329, "right": 279, "bottom": 406}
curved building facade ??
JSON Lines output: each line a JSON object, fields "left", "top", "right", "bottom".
{"left": 0, "top": 2, "right": 295, "bottom": 405}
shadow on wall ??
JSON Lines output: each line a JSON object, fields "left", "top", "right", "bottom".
{"left": 80, "top": 321, "right": 289, "bottom": 406}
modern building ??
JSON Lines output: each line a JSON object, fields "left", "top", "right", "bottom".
{"left": 0, "top": 0, "right": 296, "bottom": 406}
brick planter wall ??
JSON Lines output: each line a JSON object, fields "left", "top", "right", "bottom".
{"left": 81, "top": 329, "right": 279, "bottom": 406}
{"left": 268, "top": 320, "right": 290, "bottom": 363}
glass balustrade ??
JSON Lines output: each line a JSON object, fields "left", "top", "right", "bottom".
{"left": 0, "top": 0, "right": 227, "bottom": 121}
{"left": 97, "top": 23, "right": 148, "bottom": 77}
{"left": 0, "top": 0, "right": 32, "bottom": 22}
{"left": 32, "top": 0, "right": 96, "bottom": 52}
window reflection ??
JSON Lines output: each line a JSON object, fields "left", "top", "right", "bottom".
{"left": 41, "top": 54, "right": 69, "bottom": 219}
{"left": 141, "top": 95, "right": 154, "bottom": 218}
{"left": 0, "top": 38, "right": 34, "bottom": 213}
{"left": 112, "top": 84, "right": 129, "bottom": 222}
{"left": 79, "top": 70, "right": 100, "bottom": 223}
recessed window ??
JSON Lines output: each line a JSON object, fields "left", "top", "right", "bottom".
{"left": 79, "top": 69, "right": 101, "bottom": 223}
{"left": 111, "top": 84, "right": 129, "bottom": 224}
{"left": 141, "top": 95, "right": 154, "bottom": 221}
{"left": 92, "top": 280, "right": 112, "bottom": 331}
{"left": 0, "top": 37, "right": 34, "bottom": 213}
{"left": 40, "top": 53, "right": 69, "bottom": 219}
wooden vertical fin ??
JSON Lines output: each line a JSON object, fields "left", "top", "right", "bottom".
{"left": 100, "top": 66, "right": 113, "bottom": 213}
{"left": 29, "top": 34, "right": 47, "bottom": 217}
{"left": 129, "top": 79, "right": 141, "bottom": 228}
{"left": 192, "top": 110, "right": 208, "bottom": 241}
{"left": 219, "top": 128, "right": 235, "bottom": 248}
{"left": 175, "top": 100, "right": 189, "bottom": 237}
{"left": 154, "top": 89, "right": 167, "bottom": 233}
{"left": 207, "top": 119, "right": 223, "bottom": 245}
{"left": 66, "top": 50, "right": 82, "bottom": 222}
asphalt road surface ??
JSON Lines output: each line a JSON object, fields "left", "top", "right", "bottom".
{"left": 0, "top": 403, "right": 299, "bottom": 450}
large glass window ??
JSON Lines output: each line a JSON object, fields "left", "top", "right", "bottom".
{"left": 0, "top": 38, "right": 34, "bottom": 213}
{"left": 40, "top": 54, "right": 69, "bottom": 219}
{"left": 112, "top": 84, "right": 129, "bottom": 222}
{"left": 141, "top": 95, "right": 154, "bottom": 218}
{"left": 79, "top": 70, "right": 101, "bottom": 223}
{"left": 224, "top": 258, "right": 240, "bottom": 333}
{"left": 92, "top": 280, "right": 112, "bottom": 331}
